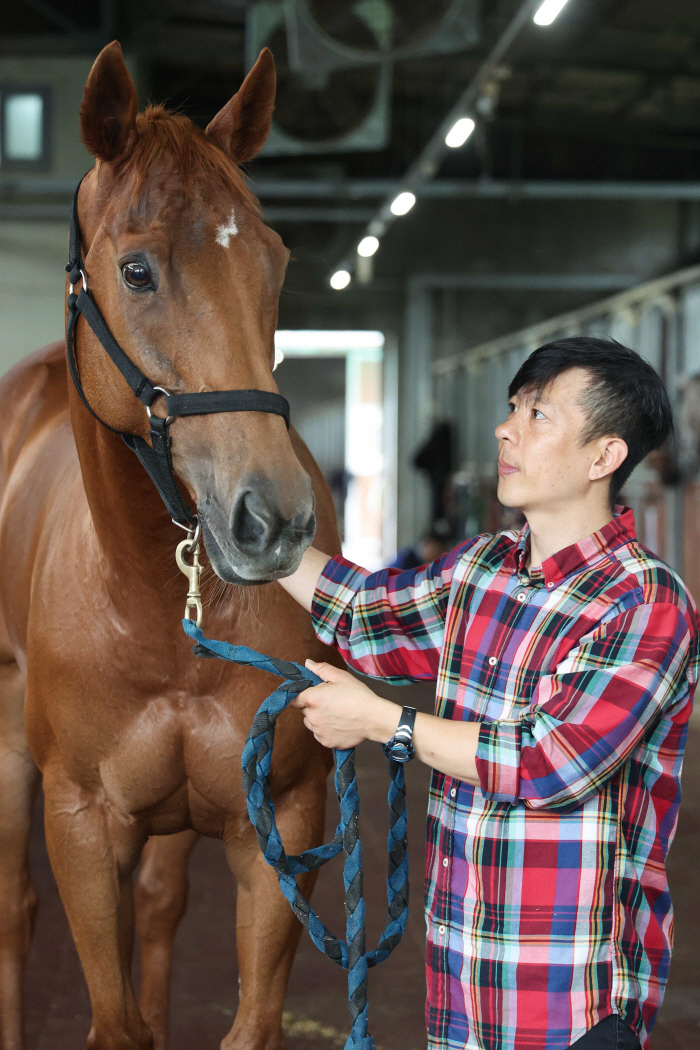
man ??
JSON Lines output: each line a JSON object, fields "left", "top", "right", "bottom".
{"left": 278, "top": 337, "right": 698, "bottom": 1050}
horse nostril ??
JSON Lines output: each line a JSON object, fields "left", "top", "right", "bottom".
{"left": 231, "top": 489, "right": 275, "bottom": 554}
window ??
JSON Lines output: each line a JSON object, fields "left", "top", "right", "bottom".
{"left": 0, "top": 87, "right": 51, "bottom": 170}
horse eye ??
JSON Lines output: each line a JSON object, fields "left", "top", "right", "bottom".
{"left": 121, "top": 261, "right": 152, "bottom": 290}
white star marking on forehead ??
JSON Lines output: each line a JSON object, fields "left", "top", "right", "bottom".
{"left": 216, "top": 209, "right": 238, "bottom": 248}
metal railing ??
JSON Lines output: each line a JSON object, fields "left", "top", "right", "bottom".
{"left": 429, "top": 261, "right": 700, "bottom": 578}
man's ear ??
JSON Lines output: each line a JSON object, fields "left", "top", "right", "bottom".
{"left": 205, "top": 48, "right": 276, "bottom": 164}
{"left": 589, "top": 437, "right": 629, "bottom": 482}
{"left": 80, "top": 41, "right": 137, "bottom": 161}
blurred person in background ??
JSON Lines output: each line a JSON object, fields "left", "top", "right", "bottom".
{"left": 389, "top": 526, "right": 452, "bottom": 571}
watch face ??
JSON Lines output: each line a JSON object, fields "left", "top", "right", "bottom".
{"left": 387, "top": 741, "right": 412, "bottom": 762}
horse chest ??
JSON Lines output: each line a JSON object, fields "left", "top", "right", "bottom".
{"left": 93, "top": 692, "right": 250, "bottom": 820}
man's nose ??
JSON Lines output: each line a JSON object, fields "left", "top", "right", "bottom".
{"left": 495, "top": 416, "right": 515, "bottom": 442}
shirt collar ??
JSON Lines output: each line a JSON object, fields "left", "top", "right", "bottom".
{"left": 504, "top": 506, "right": 637, "bottom": 587}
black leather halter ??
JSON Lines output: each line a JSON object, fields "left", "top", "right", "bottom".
{"left": 65, "top": 179, "right": 290, "bottom": 529}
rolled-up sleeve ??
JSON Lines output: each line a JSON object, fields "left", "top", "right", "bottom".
{"left": 475, "top": 601, "right": 696, "bottom": 808}
{"left": 311, "top": 541, "right": 480, "bottom": 683}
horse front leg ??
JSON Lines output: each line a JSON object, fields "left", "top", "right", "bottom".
{"left": 222, "top": 768, "right": 329, "bottom": 1050}
{"left": 0, "top": 659, "right": 38, "bottom": 1050}
{"left": 42, "top": 763, "right": 152, "bottom": 1050}
{"left": 135, "top": 830, "right": 199, "bottom": 1050}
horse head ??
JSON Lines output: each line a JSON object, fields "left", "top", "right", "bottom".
{"left": 71, "top": 41, "right": 315, "bottom": 584}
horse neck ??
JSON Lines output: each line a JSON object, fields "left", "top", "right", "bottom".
{"left": 71, "top": 395, "right": 183, "bottom": 588}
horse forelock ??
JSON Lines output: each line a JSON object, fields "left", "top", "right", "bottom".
{"left": 114, "top": 106, "right": 261, "bottom": 216}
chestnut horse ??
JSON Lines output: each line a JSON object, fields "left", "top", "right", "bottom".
{"left": 0, "top": 42, "right": 340, "bottom": 1050}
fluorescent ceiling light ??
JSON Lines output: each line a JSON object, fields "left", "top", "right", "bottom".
{"left": 357, "top": 235, "right": 380, "bottom": 257}
{"left": 533, "top": 0, "right": 571, "bottom": 26}
{"left": 330, "top": 270, "right": 351, "bottom": 290}
{"left": 445, "top": 117, "right": 475, "bottom": 148}
{"left": 390, "top": 191, "right": 416, "bottom": 216}
{"left": 274, "top": 330, "right": 385, "bottom": 354}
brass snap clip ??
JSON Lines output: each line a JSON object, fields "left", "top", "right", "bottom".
{"left": 176, "top": 535, "right": 203, "bottom": 629}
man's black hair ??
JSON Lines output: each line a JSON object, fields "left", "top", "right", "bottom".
{"left": 508, "top": 336, "right": 673, "bottom": 503}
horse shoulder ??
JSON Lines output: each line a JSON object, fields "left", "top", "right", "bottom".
{"left": 0, "top": 341, "right": 70, "bottom": 478}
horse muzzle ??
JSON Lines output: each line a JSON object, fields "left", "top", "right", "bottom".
{"left": 200, "top": 480, "right": 316, "bottom": 584}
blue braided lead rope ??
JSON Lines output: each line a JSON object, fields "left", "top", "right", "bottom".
{"left": 182, "top": 620, "right": 409, "bottom": 1050}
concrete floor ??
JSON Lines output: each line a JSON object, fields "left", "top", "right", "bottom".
{"left": 20, "top": 690, "right": 700, "bottom": 1050}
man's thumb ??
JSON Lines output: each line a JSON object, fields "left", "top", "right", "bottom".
{"left": 306, "top": 659, "right": 344, "bottom": 683}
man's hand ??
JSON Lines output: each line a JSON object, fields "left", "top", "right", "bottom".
{"left": 291, "top": 661, "right": 481, "bottom": 785}
{"left": 290, "top": 661, "right": 401, "bottom": 750}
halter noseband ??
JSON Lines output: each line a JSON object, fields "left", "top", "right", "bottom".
{"left": 65, "top": 177, "right": 291, "bottom": 530}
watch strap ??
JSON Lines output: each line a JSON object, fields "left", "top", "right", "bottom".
{"left": 394, "top": 706, "right": 417, "bottom": 743}
{"left": 382, "top": 706, "right": 417, "bottom": 763}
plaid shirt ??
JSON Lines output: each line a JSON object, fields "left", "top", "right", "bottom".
{"left": 311, "top": 509, "right": 698, "bottom": 1050}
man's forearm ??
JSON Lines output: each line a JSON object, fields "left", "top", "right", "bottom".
{"left": 365, "top": 702, "right": 481, "bottom": 785}
{"left": 413, "top": 713, "right": 481, "bottom": 784}
{"left": 278, "top": 546, "right": 333, "bottom": 612}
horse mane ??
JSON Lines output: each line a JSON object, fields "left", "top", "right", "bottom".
{"left": 117, "top": 105, "right": 261, "bottom": 213}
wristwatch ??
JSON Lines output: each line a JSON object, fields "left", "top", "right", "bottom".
{"left": 382, "top": 706, "right": 417, "bottom": 763}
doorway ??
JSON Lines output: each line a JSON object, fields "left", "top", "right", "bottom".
{"left": 274, "top": 330, "right": 395, "bottom": 570}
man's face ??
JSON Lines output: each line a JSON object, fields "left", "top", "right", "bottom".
{"left": 495, "top": 368, "right": 608, "bottom": 514}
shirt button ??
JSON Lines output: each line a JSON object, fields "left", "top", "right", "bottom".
{"left": 438, "top": 925, "right": 446, "bottom": 936}
{"left": 516, "top": 592, "right": 526, "bottom": 602}
{"left": 443, "top": 857, "right": 449, "bottom": 867}
{"left": 547, "top": 582, "right": 554, "bottom": 588}
{"left": 488, "top": 656, "right": 497, "bottom": 666}
{"left": 450, "top": 787, "right": 457, "bottom": 798}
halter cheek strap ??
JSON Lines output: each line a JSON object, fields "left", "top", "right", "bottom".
{"left": 65, "top": 177, "right": 291, "bottom": 529}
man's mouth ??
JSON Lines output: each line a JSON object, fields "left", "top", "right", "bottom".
{"left": 498, "top": 459, "right": 519, "bottom": 476}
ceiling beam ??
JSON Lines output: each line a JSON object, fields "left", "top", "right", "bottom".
{"left": 0, "top": 202, "right": 374, "bottom": 223}
{"left": 7, "top": 178, "right": 700, "bottom": 207}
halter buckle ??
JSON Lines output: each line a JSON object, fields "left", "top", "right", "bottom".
{"left": 146, "top": 386, "right": 174, "bottom": 425}
{"left": 172, "top": 517, "right": 201, "bottom": 547}
{"left": 68, "top": 269, "right": 87, "bottom": 296}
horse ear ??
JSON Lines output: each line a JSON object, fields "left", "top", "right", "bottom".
{"left": 206, "top": 48, "right": 276, "bottom": 164}
{"left": 80, "top": 41, "right": 137, "bottom": 161}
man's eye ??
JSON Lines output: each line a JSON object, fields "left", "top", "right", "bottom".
{"left": 121, "top": 262, "right": 153, "bottom": 290}
{"left": 508, "top": 402, "right": 517, "bottom": 413}
{"left": 533, "top": 409, "right": 546, "bottom": 419}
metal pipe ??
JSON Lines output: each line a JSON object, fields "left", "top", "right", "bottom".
{"left": 254, "top": 180, "right": 700, "bottom": 201}
{"left": 411, "top": 273, "right": 638, "bottom": 291}
{"left": 432, "top": 261, "right": 700, "bottom": 373}
{"left": 6, "top": 176, "right": 700, "bottom": 204}
{"left": 0, "top": 203, "right": 374, "bottom": 223}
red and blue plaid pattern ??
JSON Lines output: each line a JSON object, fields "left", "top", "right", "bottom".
{"left": 311, "top": 509, "right": 698, "bottom": 1050}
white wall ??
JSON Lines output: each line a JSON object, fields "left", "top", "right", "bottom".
{"left": 0, "top": 55, "right": 140, "bottom": 378}
{"left": 0, "top": 55, "right": 139, "bottom": 181}
{"left": 0, "top": 220, "right": 67, "bottom": 375}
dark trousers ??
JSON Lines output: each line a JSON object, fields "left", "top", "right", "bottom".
{"left": 568, "top": 1014, "right": 642, "bottom": 1049}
